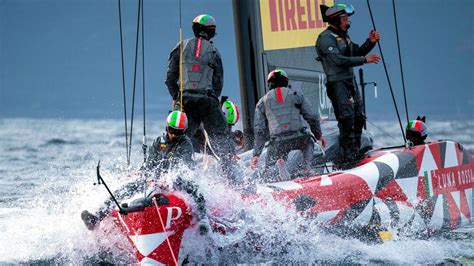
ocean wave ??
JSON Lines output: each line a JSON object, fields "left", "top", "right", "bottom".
{"left": 43, "top": 138, "right": 81, "bottom": 146}
{"left": 6, "top": 146, "right": 39, "bottom": 152}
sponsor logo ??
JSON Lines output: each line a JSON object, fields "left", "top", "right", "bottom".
{"left": 194, "top": 37, "right": 202, "bottom": 59}
{"left": 260, "top": 0, "right": 334, "bottom": 51}
{"left": 431, "top": 164, "right": 474, "bottom": 195}
{"left": 165, "top": 207, "right": 182, "bottom": 229}
{"left": 267, "top": 0, "right": 327, "bottom": 32}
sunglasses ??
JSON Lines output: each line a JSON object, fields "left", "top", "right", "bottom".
{"left": 167, "top": 127, "right": 185, "bottom": 136}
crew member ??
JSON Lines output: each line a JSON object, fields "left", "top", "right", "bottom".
{"left": 315, "top": 4, "right": 380, "bottom": 168}
{"left": 146, "top": 110, "right": 194, "bottom": 172}
{"left": 406, "top": 116, "right": 428, "bottom": 146}
{"left": 81, "top": 111, "right": 209, "bottom": 234}
{"left": 165, "top": 14, "right": 240, "bottom": 183}
{"left": 221, "top": 100, "right": 245, "bottom": 154}
{"left": 250, "top": 69, "right": 326, "bottom": 181}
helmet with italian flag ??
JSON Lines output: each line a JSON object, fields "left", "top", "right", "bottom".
{"left": 406, "top": 117, "right": 427, "bottom": 145}
{"left": 166, "top": 110, "right": 188, "bottom": 134}
{"left": 192, "top": 14, "right": 216, "bottom": 40}
{"left": 267, "top": 69, "right": 289, "bottom": 89}
{"left": 221, "top": 100, "right": 240, "bottom": 126}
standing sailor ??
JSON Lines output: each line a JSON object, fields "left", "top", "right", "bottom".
{"left": 250, "top": 69, "right": 326, "bottom": 181}
{"left": 316, "top": 4, "right": 380, "bottom": 168}
{"left": 165, "top": 14, "right": 240, "bottom": 184}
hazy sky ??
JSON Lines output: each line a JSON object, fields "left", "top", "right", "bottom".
{"left": 1, "top": 0, "right": 473, "bottom": 121}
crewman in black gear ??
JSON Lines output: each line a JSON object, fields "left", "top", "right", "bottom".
{"left": 316, "top": 4, "right": 380, "bottom": 168}
{"left": 251, "top": 69, "right": 326, "bottom": 181}
{"left": 165, "top": 14, "right": 241, "bottom": 184}
{"left": 81, "top": 111, "right": 209, "bottom": 235}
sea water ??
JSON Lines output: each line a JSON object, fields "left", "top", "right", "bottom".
{"left": 0, "top": 118, "right": 473, "bottom": 263}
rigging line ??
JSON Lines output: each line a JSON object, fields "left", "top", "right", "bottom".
{"left": 128, "top": 0, "right": 142, "bottom": 163}
{"left": 152, "top": 197, "right": 178, "bottom": 266}
{"left": 392, "top": 0, "right": 410, "bottom": 125}
{"left": 179, "top": 0, "right": 182, "bottom": 30}
{"left": 203, "top": 129, "right": 221, "bottom": 161}
{"left": 366, "top": 0, "right": 406, "bottom": 144}
{"left": 140, "top": 0, "right": 147, "bottom": 198}
{"left": 179, "top": 0, "right": 183, "bottom": 111}
{"left": 141, "top": 0, "right": 147, "bottom": 164}
{"left": 118, "top": 0, "right": 130, "bottom": 165}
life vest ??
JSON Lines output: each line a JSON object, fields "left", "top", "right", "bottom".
{"left": 316, "top": 28, "right": 361, "bottom": 82}
{"left": 263, "top": 87, "right": 305, "bottom": 139}
{"left": 150, "top": 136, "right": 176, "bottom": 160}
{"left": 181, "top": 37, "right": 216, "bottom": 92}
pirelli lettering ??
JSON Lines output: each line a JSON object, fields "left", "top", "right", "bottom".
{"left": 260, "top": 0, "right": 334, "bottom": 50}
{"left": 268, "top": 0, "right": 327, "bottom": 32}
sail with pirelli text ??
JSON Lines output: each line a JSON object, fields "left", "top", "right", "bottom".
{"left": 234, "top": 0, "right": 334, "bottom": 137}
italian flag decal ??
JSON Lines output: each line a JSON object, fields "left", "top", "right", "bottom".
{"left": 169, "top": 111, "right": 186, "bottom": 129}
{"left": 424, "top": 171, "right": 433, "bottom": 198}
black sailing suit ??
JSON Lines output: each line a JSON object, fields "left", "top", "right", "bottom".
{"left": 315, "top": 27, "right": 375, "bottom": 164}
{"left": 165, "top": 37, "right": 241, "bottom": 184}
{"left": 93, "top": 134, "right": 206, "bottom": 225}
{"left": 253, "top": 86, "right": 322, "bottom": 181}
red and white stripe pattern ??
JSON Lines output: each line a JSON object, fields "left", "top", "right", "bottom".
{"left": 167, "top": 111, "right": 188, "bottom": 130}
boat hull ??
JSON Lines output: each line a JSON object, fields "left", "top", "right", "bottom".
{"left": 107, "top": 140, "right": 473, "bottom": 263}
{"left": 252, "top": 140, "right": 473, "bottom": 234}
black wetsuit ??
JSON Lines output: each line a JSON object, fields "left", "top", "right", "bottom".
{"left": 316, "top": 27, "right": 376, "bottom": 165}
{"left": 92, "top": 134, "right": 206, "bottom": 224}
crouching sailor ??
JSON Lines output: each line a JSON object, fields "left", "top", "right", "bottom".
{"left": 81, "top": 111, "right": 209, "bottom": 235}
{"left": 221, "top": 99, "right": 245, "bottom": 154}
{"left": 406, "top": 116, "right": 428, "bottom": 146}
{"left": 250, "top": 69, "right": 326, "bottom": 182}
{"left": 146, "top": 110, "right": 195, "bottom": 171}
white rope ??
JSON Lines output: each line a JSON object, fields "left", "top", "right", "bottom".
{"left": 203, "top": 131, "right": 209, "bottom": 172}
{"left": 203, "top": 129, "right": 221, "bottom": 161}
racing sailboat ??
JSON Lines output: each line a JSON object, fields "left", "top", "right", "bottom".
{"left": 89, "top": 0, "right": 474, "bottom": 264}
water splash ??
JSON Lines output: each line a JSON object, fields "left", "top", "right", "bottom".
{"left": 0, "top": 118, "right": 472, "bottom": 263}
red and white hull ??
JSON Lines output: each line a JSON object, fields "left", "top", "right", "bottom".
{"left": 108, "top": 140, "right": 473, "bottom": 263}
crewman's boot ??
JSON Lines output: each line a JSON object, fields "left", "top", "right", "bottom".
{"left": 340, "top": 147, "right": 357, "bottom": 170}
{"left": 336, "top": 119, "right": 357, "bottom": 170}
